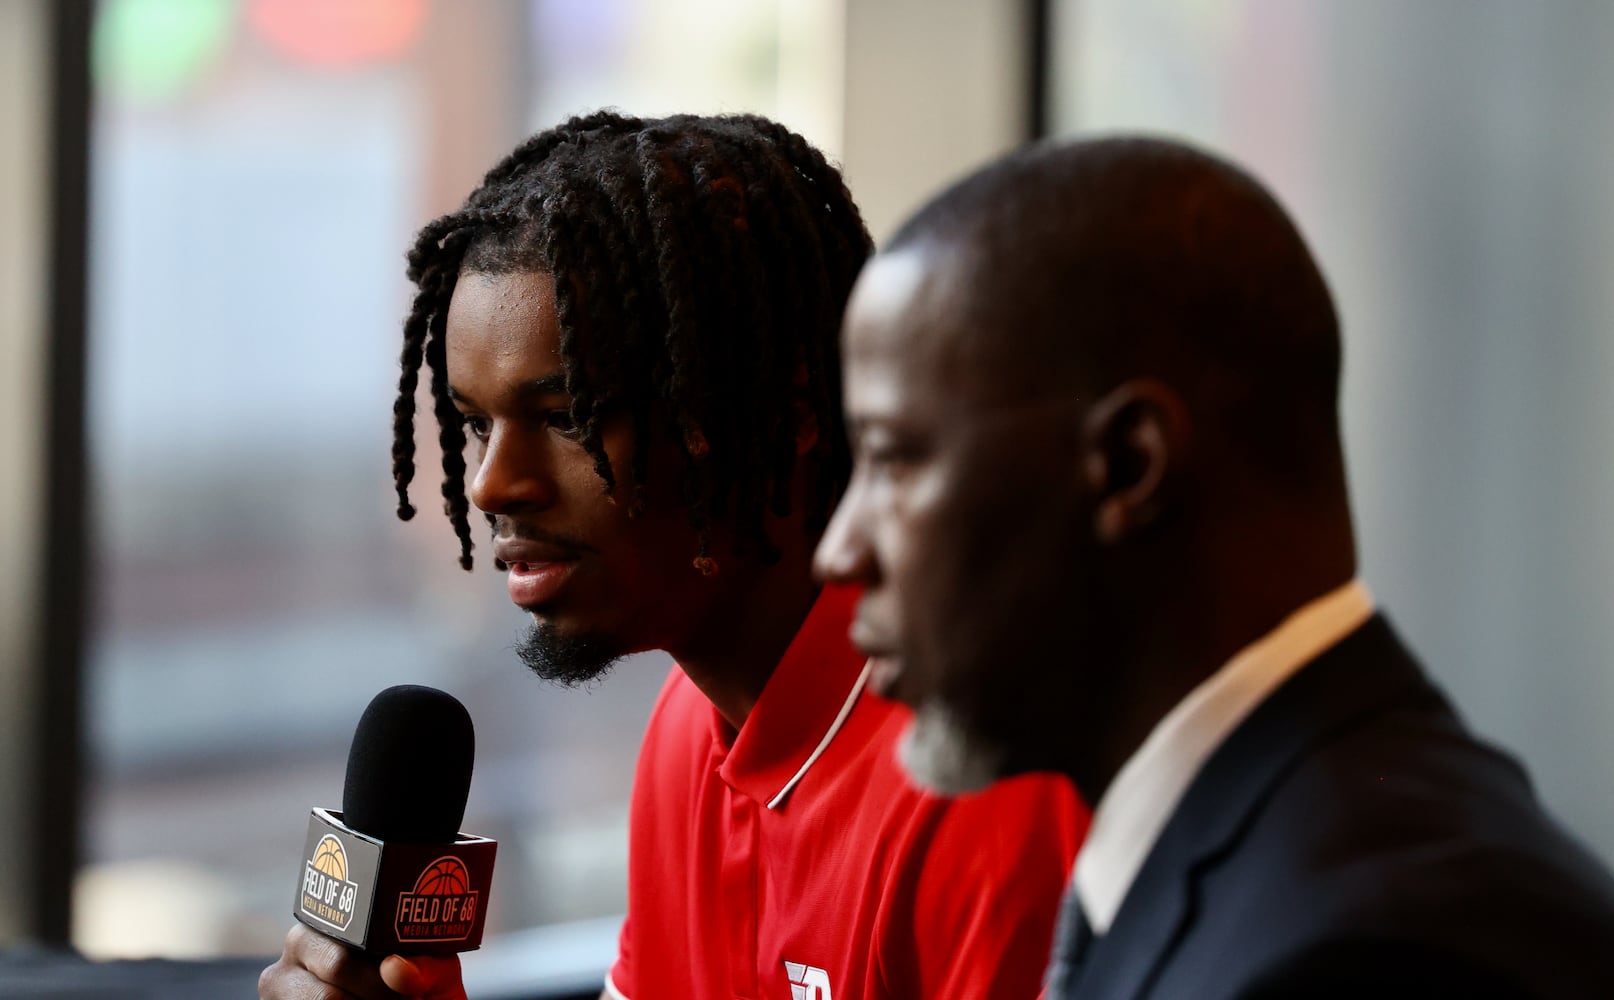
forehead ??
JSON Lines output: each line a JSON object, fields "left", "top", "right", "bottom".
{"left": 444, "top": 270, "right": 563, "bottom": 378}
{"left": 842, "top": 245, "right": 1022, "bottom": 413}
{"left": 847, "top": 247, "right": 960, "bottom": 372}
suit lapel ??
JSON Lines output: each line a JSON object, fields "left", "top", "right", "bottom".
{"left": 1069, "top": 616, "right": 1439, "bottom": 999}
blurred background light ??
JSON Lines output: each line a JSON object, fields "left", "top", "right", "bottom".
{"left": 247, "top": 0, "right": 426, "bottom": 69}
{"left": 92, "top": 0, "right": 236, "bottom": 105}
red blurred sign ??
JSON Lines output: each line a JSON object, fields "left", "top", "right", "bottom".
{"left": 248, "top": 0, "right": 427, "bottom": 68}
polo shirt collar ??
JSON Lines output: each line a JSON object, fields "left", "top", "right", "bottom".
{"left": 715, "top": 584, "right": 871, "bottom": 809}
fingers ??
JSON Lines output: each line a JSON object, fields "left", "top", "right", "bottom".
{"left": 258, "top": 923, "right": 404, "bottom": 1000}
{"left": 381, "top": 953, "right": 466, "bottom": 1000}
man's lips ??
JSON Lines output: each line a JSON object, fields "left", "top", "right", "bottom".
{"left": 866, "top": 654, "right": 906, "bottom": 700}
{"left": 850, "top": 620, "right": 905, "bottom": 699}
{"left": 494, "top": 537, "right": 586, "bottom": 609}
{"left": 505, "top": 559, "right": 578, "bottom": 608}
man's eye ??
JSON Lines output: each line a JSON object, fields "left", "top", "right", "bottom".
{"left": 862, "top": 442, "right": 920, "bottom": 471}
{"left": 461, "top": 415, "right": 491, "bottom": 442}
{"left": 546, "top": 409, "right": 580, "bottom": 437}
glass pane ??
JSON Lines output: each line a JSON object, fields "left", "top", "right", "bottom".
{"left": 82, "top": 0, "right": 841, "bottom": 959}
{"left": 1047, "top": 0, "right": 1614, "bottom": 865}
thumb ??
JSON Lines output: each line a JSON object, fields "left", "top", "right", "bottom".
{"left": 380, "top": 953, "right": 466, "bottom": 999}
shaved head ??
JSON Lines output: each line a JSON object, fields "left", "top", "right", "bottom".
{"left": 888, "top": 135, "right": 1345, "bottom": 495}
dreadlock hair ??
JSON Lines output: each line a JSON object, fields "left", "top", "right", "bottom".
{"left": 391, "top": 111, "right": 873, "bottom": 572}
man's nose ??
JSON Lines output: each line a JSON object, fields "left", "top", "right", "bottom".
{"left": 467, "top": 427, "right": 556, "bottom": 515}
{"left": 813, "top": 486, "right": 878, "bottom": 585}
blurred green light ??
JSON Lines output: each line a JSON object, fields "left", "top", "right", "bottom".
{"left": 94, "top": 0, "right": 235, "bottom": 104}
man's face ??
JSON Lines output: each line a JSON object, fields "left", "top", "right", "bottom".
{"left": 814, "top": 247, "right": 1097, "bottom": 794}
{"left": 445, "top": 269, "right": 714, "bottom": 683}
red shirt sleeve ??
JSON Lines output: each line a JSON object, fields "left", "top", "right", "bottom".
{"left": 882, "top": 773, "right": 1087, "bottom": 999}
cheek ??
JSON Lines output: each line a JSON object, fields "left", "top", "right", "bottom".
{"left": 884, "top": 473, "right": 982, "bottom": 625}
{"left": 898, "top": 459, "right": 1078, "bottom": 669}
{"left": 615, "top": 427, "right": 691, "bottom": 516}
{"left": 902, "top": 464, "right": 1011, "bottom": 574}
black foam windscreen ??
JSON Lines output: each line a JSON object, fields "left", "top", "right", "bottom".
{"left": 342, "top": 685, "right": 474, "bottom": 843}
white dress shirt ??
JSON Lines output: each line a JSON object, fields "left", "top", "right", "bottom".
{"left": 1072, "top": 580, "right": 1375, "bottom": 934}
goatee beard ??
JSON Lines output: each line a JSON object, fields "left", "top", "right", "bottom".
{"left": 897, "top": 700, "right": 1007, "bottom": 796}
{"left": 515, "top": 621, "right": 623, "bottom": 687}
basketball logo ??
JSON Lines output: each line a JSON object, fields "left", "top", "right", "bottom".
{"left": 300, "top": 834, "right": 359, "bottom": 931}
{"left": 412, "top": 857, "right": 470, "bottom": 896}
{"left": 312, "top": 836, "right": 347, "bottom": 881}
{"left": 396, "top": 855, "right": 479, "bottom": 942}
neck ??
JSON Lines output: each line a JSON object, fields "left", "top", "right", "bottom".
{"left": 669, "top": 537, "right": 823, "bottom": 734}
{"left": 1069, "top": 512, "right": 1355, "bottom": 804}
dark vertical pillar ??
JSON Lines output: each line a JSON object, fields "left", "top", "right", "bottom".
{"left": 1026, "top": 0, "right": 1052, "bottom": 141}
{"left": 36, "top": 0, "right": 92, "bottom": 947}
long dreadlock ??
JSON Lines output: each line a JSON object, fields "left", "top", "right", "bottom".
{"left": 391, "top": 111, "right": 872, "bottom": 571}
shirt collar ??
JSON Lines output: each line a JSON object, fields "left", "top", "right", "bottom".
{"left": 1073, "top": 579, "right": 1375, "bottom": 934}
{"left": 714, "top": 584, "right": 871, "bottom": 809}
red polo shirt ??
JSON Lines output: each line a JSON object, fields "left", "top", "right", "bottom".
{"left": 607, "top": 586, "right": 1086, "bottom": 999}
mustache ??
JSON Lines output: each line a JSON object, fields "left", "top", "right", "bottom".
{"left": 489, "top": 517, "right": 594, "bottom": 554}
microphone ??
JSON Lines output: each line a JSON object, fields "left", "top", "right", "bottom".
{"left": 292, "top": 685, "right": 498, "bottom": 954}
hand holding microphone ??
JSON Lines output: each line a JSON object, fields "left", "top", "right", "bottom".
{"left": 260, "top": 685, "right": 496, "bottom": 1000}
{"left": 262, "top": 923, "right": 467, "bottom": 999}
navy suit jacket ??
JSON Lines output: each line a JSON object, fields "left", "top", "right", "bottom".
{"left": 1049, "top": 615, "right": 1614, "bottom": 999}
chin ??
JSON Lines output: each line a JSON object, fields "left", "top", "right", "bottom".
{"left": 895, "top": 700, "right": 1009, "bottom": 797}
{"left": 516, "top": 619, "right": 625, "bottom": 688}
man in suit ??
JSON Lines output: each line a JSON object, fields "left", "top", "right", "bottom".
{"left": 813, "top": 134, "right": 1614, "bottom": 998}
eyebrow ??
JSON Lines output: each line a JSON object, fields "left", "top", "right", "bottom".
{"left": 447, "top": 375, "right": 571, "bottom": 406}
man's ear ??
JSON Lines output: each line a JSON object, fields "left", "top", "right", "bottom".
{"left": 1082, "top": 378, "right": 1191, "bottom": 544}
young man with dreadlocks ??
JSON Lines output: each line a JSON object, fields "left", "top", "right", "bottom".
{"left": 259, "top": 112, "right": 1084, "bottom": 1000}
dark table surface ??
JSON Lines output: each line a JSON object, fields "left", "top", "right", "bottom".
{"left": 0, "top": 947, "right": 269, "bottom": 997}
{"left": 0, "top": 946, "right": 599, "bottom": 999}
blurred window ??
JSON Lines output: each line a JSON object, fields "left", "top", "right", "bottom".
{"left": 1049, "top": 0, "right": 1614, "bottom": 866}
{"left": 81, "top": 0, "right": 840, "bottom": 959}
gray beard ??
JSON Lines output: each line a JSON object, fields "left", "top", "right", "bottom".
{"left": 515, "top": 621, "right": 623, "bottom": 688}
{"left": 897, "top": 700, "right": 1008, "bottom": 796}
